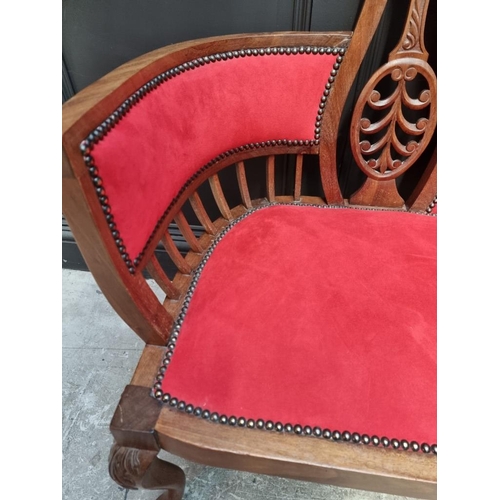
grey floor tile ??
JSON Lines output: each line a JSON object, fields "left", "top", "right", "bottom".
{"left": 62, "top": 269, "right": 411, "bottom": 500}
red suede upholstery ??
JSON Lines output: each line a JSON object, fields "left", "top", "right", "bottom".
{"left": 91, "top": 53, "right": 337, "bottom": 259}
{"left": 161, "top": 205, "right": 436, "bottom": 444}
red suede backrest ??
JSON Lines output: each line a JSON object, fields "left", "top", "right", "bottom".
{"left": 87, "top": 50, "right": 339, "bottom": 263}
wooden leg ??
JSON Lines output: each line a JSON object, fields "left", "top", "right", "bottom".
{"left": 109, "top": 443, "right": 185, "bottom": 500}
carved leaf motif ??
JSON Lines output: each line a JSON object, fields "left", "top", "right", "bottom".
{"left": 350, "top": 59, "right": 436, "bottom": 181}
{"left": 402, "top": 7, "right": 421, "bottom": 51}
{"left": 109, "top": 444, "right": 149, "bottom": 489}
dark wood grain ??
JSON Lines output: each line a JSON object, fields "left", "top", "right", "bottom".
{"left": 110, "top": 350, "right": 186, "bottom": 498}
{"left": 350, "top": 178, "right": 405, "bottom": 207}
{"left": 110, "top": 385, "right": 162, "bottom": 451}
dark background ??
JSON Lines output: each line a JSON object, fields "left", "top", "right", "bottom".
{"left": 62, "top": 0, "right": 436, "bottom": 272}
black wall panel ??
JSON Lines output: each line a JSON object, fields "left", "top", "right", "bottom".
{"left": 62, "top": 0, "right": 366, "bottom": 97}
{"left": 63, "top": 0, "right": 299, "bottom": 93}
{"left": 310, "top": 0, "right": 360, "bottom": 31}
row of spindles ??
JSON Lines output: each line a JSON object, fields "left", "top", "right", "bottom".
{"left": 143, "top": 153, "right": 305, "bottom": 303}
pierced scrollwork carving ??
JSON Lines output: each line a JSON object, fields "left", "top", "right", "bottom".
{"left": 351, "top": 58, "right": 436, "bottom": 181}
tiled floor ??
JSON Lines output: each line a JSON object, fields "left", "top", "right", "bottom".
{"left": 62, "top": 268, "right": 413, "bottom": 500}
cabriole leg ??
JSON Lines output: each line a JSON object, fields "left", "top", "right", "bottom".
{"left": 109, "top": 443, "right": 185, "bottom": 500}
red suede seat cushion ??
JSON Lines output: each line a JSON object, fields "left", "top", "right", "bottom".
{"left": 160, "top": 205, "right": 436, "bottom": 445}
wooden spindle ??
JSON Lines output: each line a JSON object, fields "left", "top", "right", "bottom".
{"left": 236, "top": 161, "right": 252, "bottom": 209}
{"left": 294, "top": 155, "right": 303, "bottom": 201}
{"left": 174, "top": 211, "right": 203, "bottom": 253}
{"left": 209, "top": 174, "right": 233, "bottom": 220}
{"left": 349, "top": 0, "right": 435, "bottom": 208}
{"left": 161, "top": 232, "right": 192, "bottom": 274}
{"left": 266, "top": 155, "right": 275, "bottom": 202}
{"left": 189, "top": 192, "right": 217, "bottom": 235}
{"left": 145, "top": 255, "right": 181, "bottom": 299}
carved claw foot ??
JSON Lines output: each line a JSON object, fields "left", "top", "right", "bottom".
{"left": 109, "top": 443, "right": 185, "bottom": 500}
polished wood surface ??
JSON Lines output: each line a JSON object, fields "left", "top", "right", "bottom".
{"left": 350, "top": 178, "right": 405, "bottom": 208}
{"left": 155, "top": 410, "right": 436, "bottom": 499}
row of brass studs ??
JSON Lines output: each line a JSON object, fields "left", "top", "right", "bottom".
{"left": 152, "top": 201, "right": 437, "bottom": 454}
{"left": 314, "top": 49, "right": 345, "bottom": 140}
{"left": 426, "top": 196, "right": 437, "bottom": 214}
{"left": 79, "top": 46, "right": 345, "bottom": 274}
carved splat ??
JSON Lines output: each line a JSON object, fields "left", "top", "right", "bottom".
{"left": 352, "top": 59, "right": 436, "bottom": 182}
{"left": 350, "top": 0, "right": 436, "bottom": 207}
